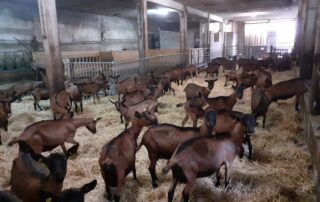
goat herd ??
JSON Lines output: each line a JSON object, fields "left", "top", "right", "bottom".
{"left": 0, "top": 56, "right": 310, "bottom": 202}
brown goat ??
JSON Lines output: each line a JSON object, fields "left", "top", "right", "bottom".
{"left": 0, "top": 106, "right": 10, "bottom": 145}
{"left": 136, "top": 109, "right": 217, "bottom": 187}
{"left": 116, "top": 99, "right": 158, "bottom": 129}
{"left": 11, "top": 148, "right": 76, "bottom": 202}
{"left": 163, "top": 115, "right": 255, "bottom": 202}
{"left": 252, "top": 78, "right": 309, "bottom": 128}
{"left": 51, "top": 90, "right": 73, "bottom": 120}
{"left": 8, "top": 118, "right": 101, "bottom": 155}
{"left": 224, "top": 70, "right": 239, "bottom": 86}
{"left": 30, "top": 88, "right": 50, "bottom": 111}
{"left": 183, "top": 79, "right": 217, "bottom": 101}
{"left": 38, "top": 179, "right": 97, "bottom": 202}
{"left": 65, "top": 83, "right": 83, "bottom": 112}
{"left": 99, "top": 111, "right": 158, "bottom": 202}
{"left": 8, "top": 81, "right": 43, "bottom": 100}
{"left": 201, "top": 63, "right": 219, "bottom": 78}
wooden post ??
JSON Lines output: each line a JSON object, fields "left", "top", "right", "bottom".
{"left": 300, "top": 0, "right": 319, "bottom": 79}
{"left": 310, "top": 7, "right": 320, "bottom": 114}
{"left": 203, "top": 14, "right": 210, "bottom": 49}
{"left": 180, "top": 6, "right": 187, "bottom": 53}
{"left": 37, "top": 0, "right": 64, "bottom": 99}
{"left": 135, "top": 0, "right": 148, "bottom": 73}
{"left": 199, "top": 21, "right": 204, "bottom": 48}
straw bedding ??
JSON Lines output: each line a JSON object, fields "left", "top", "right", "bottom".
{"left": 0, "top": 68, "right": 314, "bottom": 202}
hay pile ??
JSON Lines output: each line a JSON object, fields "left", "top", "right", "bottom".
{"left": 0, "top": 68, "right": 314, "bottom": 202}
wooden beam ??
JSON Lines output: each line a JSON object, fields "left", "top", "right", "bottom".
{"left": 203, "top": 14, "right": 210, "bottom": 49}
{"left": 210, "top": 14, "right": 224, "bottom": 23}
{"left": 37, "top": 0, "right": 64, "bottom": 99}
{"left": 135, "top": 0, "right": 148, "bottom": 59}
{"left": 309, "top": 6, "right": 320, "bottom": 114}
{"left": 187, "top": 7, "right": 207, "bottom": 19}
{"left": 300, "top": 0, "right": 319, "bottom": 79}
{"left": 147, "top": 0, "right": 183, "bottom": 11}
{"left": 180, "top": 6, "right": 187, "bottom": 53}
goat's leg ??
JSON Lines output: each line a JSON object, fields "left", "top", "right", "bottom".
{"left": 224, "top": 163, "right": 230, "bottom": 188}
{"left": 148, "top": 152, "right": 159, "bottom": 187}
{"left": 215, "top": 169, "right": 221, "bottom": 187}
{"left": 37, "top": 102, "right": 42, "bottom": 111}
{"left": 80, "top": 100, "right": 83, "bottom": 112}
{"left": 182, "top": 113, "right": 189, "bottom": 127}
{"left": 168, "top": 179, "right": 178, "bottom": 202}
{"left": 96, "top": 93, "right": 100, "bottom": 103}
{"left": 182, "top": 176, "right": 196, "bottom": 202}
{"left": 0, "top": 133, "right": 2, "bottom": 145}
{"left": 120, "top": 115, "right": 123, "bottom": 124}
{"left": 114, "top": 170, "right": 125, "bottom": 202}
{"left": 34, "top": 101, "right": 37, "bottom": 110}
{"left": 192, "top": 116, "right": 198, "bottom": 128}
{"left": 295, "top": 94, "right": 301, "bottom": 112}
{"left": 66, "top": 139, "right": 80, "bottom": 154}
{"left": 171, "top": 87, "right": 176, "bottom": 96}
{"left": 61, "top": 143, "right": 67, "bottom": 154}
{"left": 74, "top": 101, "right": 78, "bottom": 113}
{"left": 132, "top": 165, "right": 140, "bottom": 184}
{"left": 263, "top": 115, "right": 266, "bottom": 128}
{"left": 246, "top": 134, "right": 253, "bottom": 159}
{"left": 93, "top": 94, "right": 96, "bottom": 104}
{"left": 125, "top": 121, "right": 129, "bottom": 130}
{"left": 105, "top": 179, "right": 112, "bottom": 201}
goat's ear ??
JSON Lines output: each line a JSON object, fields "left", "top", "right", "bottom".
{"left": 96, "top": 117, "right": 102, "bottom": 122}
{"left": 66, "top": 145, "right": 79, "bottom": 159}
{"left": 214, "top": 78, "right": 218, "bottom": 82}
{"left": 231, "top": 85, "right": 236, "bottom": 89}
{"left": 81, "top": 179, "right": 97, "bottom": 194}
{"left": 204, "top": 80, "right": 209, "bottom": 83}
{"left": 135, "top": 111, "right": 141, "bottom": 118}
{"left": 109, "top": 99, "right": 115, "bottom": 104}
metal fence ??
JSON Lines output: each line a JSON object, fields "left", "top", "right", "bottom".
{"left": 189, "top": 48, "right": 210, "bottom": 67}
{"left": 224, "top": 45, "right": 293, "bottom": 59}
{"left": 63, "top": 53, "right": 187, "bottom": 80}
{"left": 0, "top": 51, "right": 32, "bottom": 71}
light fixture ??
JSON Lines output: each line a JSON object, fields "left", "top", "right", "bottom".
{"left": 147, "top": 8, "right": 176, "bottom": 16}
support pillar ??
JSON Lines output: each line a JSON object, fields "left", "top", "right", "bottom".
{"left": 135, "top": 0, "right": 148, "bottom": 73}
{"left": 179, "top": 6, "right": 187, "bottom": 53}
{"left": 300, "top": 0, "right": 319, "bottom": 79}
{"left": 203, "top": 14, "right": 210, "bottom": 49}
{"left": 37, "top": 0, "right": 64, "bottom": 99}
{"left": 199, "top": 21, "right": 205, "bottom": 48}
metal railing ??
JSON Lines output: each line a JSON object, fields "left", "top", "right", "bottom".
{"left": 63, "top": 53, "right": 188, "bottom": 80}
{"left": 189, "top": 48, "right": 210, "bottom": 67}
{"left": 224, "top": 44, "right": 294, "bottom": 59}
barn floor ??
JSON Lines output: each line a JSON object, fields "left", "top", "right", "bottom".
{"left": 0, "top": 68, "right": 314, "bottom": 202}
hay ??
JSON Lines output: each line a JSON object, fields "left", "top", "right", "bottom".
{"left": 0, "top": 68, "right": 314, "bottom": 202}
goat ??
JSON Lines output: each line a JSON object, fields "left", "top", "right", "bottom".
{"left": 112, "top": 98, "right": 158, "bottom": 129}
{"left": 11, "top": 146, "right": 76, "bottom": 202}
{"left": 183, "top": 79, "right": 217, "bottom": 101}
{"left": 205, "top": 85, "right": 241, "bottom": 111}
{"left": 136, "top": 109, "right": 217, "bottom": 187}
{"left": 201, "top": 63, "right": 219, "bottom": 78}
{"left": 8, "top": 118, "right": 101, "bottom": 155}
{"left": 224, "top": 70, "right": 238, "bottom": 86}
{"left": 0, "top": 106, "right": 10, "bottom": 145}
{"left": 78, "top": 82, "right": 102, "bottom": 104}
{"left": 252, "top": 78, "right": 309, "bottom": 128}
{"left": 30, "top": 88, "right": 50, "bottom": 111}
{"left": 39, "top": 179, "right": 97, "bottom": 202}
{"left": 163, "top": 115, "right": 255, "bottom": 202}
{"left": 99, "top": 110, "right": 158, "bottom": 202}
{"left": 8, "top": 81, "right": 43, "bottom": 101}
{"left": 0, "top": 190, "right": 22, "bottom": 202}
{"left": 51, "top": 90, "right": 73, "bottom": 120}
{"left": 65, "top": 83, "right": 83, "bottom": 112}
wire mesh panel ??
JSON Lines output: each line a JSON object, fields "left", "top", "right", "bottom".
{"left": 63, "top": 53, "right": 188, "bottom": 81}
{"left": 0, "top": 51, "right": 31, "bottom": 71}
{"left": 63, "top": 61, "right": 113, "bottom": 79}
{"left": 189, "top": 48, "right": 210, "bottom": 67}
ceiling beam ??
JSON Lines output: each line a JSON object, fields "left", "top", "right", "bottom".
{"left": 147, "top": 0, "right": 184, "bottom": 11}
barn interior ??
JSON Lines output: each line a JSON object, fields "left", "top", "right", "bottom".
{"left": 0, "top": 0, "right": 320, "bottom": 201}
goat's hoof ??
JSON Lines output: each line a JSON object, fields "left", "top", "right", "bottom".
{"left": 152, "top": 183, "right": 158, "bottom": 188}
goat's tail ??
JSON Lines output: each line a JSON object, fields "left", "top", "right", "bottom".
{"left": 176, "top": 103, "right": 185, "bottom": 108}
{"left": 8, "top": 138, "right": 20, "bottom": 146}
